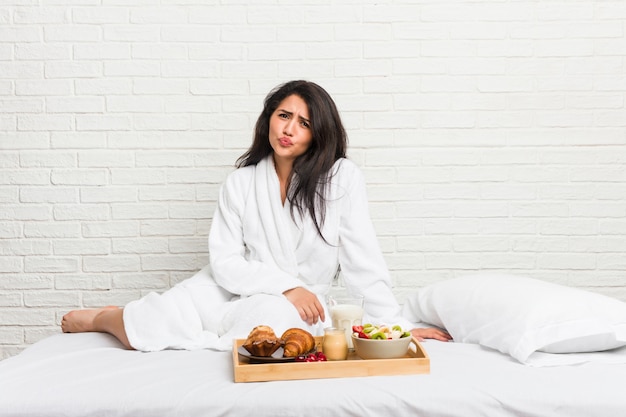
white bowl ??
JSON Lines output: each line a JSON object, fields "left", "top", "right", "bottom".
{"left": 351, "top": 334, "right": 412, "bottom": 359}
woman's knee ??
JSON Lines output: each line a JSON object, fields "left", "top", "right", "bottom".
{"left": 222, "top": 294, "right": 302, "bottom": 334}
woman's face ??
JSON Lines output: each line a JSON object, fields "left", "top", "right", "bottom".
{"left": 269, "top": 94, "right": 313, "bottom": 165}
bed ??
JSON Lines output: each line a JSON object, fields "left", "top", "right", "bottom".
{"left": 1, "top": 274, "right": 625, "bottom": 417}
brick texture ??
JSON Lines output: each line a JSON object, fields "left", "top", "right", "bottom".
{"left": 2, "top": 1, "right": 626, "bottom": 359}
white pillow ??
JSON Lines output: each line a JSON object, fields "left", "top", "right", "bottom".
{"left": 403, "top": 274, "right": 626, "bottom": 366}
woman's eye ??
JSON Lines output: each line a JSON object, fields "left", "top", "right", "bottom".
{"left": 300, "top": 121, "right": 310, "bottom": 128}
{"left": 278, "top": 113, "right": 289, "bottom": 119}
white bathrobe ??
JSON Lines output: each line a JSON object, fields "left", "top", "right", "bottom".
{"left": 124, "top": 156, "right": 413, "bottom": 351}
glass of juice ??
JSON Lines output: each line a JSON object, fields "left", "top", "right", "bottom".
{"left": 322, "top": 327, "right": 349, "bottom": 360}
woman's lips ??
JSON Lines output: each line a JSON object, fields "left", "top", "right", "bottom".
{"left": 279, "top": 137, "right": 293, "bottom": 146}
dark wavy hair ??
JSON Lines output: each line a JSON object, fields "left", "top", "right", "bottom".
{"left": 236, "top": 80, "right": 348, "bottom": 241}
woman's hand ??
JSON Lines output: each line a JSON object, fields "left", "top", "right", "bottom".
{"left": 411, "top": 327, "right": 452, "bottom": 342}
{"left": 283, "top": 287, "right": 325, "bottom": 326}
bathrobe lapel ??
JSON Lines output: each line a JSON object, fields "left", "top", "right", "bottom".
{"left": 254, "top": 157, "right": 299, "bottom": 277}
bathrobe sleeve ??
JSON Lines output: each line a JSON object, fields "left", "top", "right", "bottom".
{"left": 208, "top": 167, "right": 305, "bottom": 297}
{"left": 336, "top": 161, "right": 414, "bottom": 330}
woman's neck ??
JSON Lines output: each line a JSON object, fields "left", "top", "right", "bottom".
{"left": 273, "top": 155, "right": 292, "bottom": 205}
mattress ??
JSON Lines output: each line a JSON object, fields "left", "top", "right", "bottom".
{"left": 0, "top": 332, "right": 624, "bottom": 417}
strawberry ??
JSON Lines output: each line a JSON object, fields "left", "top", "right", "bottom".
{"left": 352, "top": 325, "right": 364, "bottom": 333}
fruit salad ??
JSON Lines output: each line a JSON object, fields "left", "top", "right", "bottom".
{"left": 352, "top": 324, "right": 411, "bottom": 340}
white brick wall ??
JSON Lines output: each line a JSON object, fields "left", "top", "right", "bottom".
{"left": 2, "top": 0, "right": 626, "bottom": 359}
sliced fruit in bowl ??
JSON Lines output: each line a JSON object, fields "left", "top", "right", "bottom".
{"left": 351, "top": 324, "right": 412, "bottom": 359}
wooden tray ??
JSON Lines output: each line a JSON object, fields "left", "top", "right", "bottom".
{"left": 233, "top": 336, "right": 430, "bottom": 383}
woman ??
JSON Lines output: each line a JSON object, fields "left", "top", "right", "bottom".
{"left": 62, "top": 80, "right": 451, "bottom": 351}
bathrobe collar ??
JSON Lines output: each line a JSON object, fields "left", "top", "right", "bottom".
{"left": 255, "top": 156, "right": 300, "bottom": 277}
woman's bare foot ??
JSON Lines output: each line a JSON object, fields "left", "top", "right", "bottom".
{"left": 61, "top": 306, "right": 119, "bottom": 333}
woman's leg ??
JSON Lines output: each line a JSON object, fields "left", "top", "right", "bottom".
{"left": 61, "top": 306, "right": 132, "bottom": 349}
{"left": 62, "top": 267, "right": 231, "bottom": 352}
{"left": 219, "top": 293, "right": 329, "bottom": 343}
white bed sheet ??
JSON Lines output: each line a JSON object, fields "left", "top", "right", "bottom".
{"left": 0, "top": 332, "right": 624, "bottom": 417}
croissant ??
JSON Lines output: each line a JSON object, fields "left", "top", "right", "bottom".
{"left": 281, "top": 328, "right": 316, "bottom": 357}
{"left": 242, "top": 325, "right": 283, "bottom": 357}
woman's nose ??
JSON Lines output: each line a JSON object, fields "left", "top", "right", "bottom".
{"left": 283, "top": 119, "right": 294, "bottom": 135}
